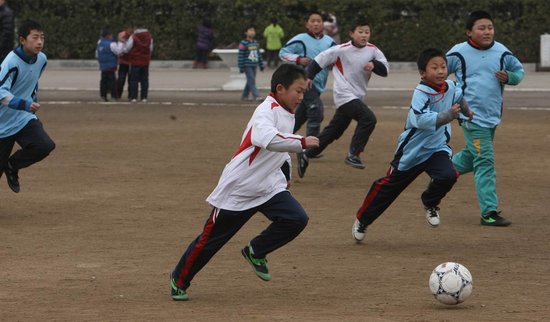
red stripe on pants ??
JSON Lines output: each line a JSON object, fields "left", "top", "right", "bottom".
{"left": 176, "top": 209, "right": 217, "bottom": 288}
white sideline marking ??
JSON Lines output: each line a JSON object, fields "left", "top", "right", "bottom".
{"left": 39, "top": 101, "right": 550, "bottom": 111}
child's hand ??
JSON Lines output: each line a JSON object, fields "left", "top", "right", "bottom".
{"left": 450, "top": 103, "right": 460, "bottom": 118}
{"left": 298, "top": 57, "right": 311, "bottom": 66}
{"left": 306, "top": 79, "right": 313, "bottom": 90}
{"left": 29, "top": 102, "right": 40, "bottom": 113}
{"left": 304, "top": 136, "right": 319, "bottom": 148}
{"left": 495, "top": 70, "right": 508, "bottom": 83}
{"left": 364, "top": 62, "right": 374, "bottom": 71}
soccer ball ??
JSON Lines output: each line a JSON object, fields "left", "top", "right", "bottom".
{"left": 429, "top": 262, "right": 473, "bottom": 305}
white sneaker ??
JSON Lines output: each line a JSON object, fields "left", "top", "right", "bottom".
{"left": 130, "top": 99, "right": 137, "bottom": 103}
{"left": 425, "top": 206, "right": 440, "bottom": 227}
{"left": 141, "top": 99, "right": 148, "bottom": 103}
{"left": 352, "top": 219, "right": 367, "bottom": 242}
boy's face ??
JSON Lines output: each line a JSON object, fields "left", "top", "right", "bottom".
{"left": 20, "top": 29, "right": 44, "bottom": 56}
{"left": 306, "top": 14, "right": 324, "bottom": 35}
{"left": 349, "top": 25, "right": 371, "bottom": 46}
{"left": 245, "top": 27, "right": 256, "bottom": 38}
{"left": 275, "top": 77, "right": 308, "bottom": 113}
{"left": 467, "top": 18, "right": 494, "bottom": 48}
{"left": 420, "top": 56, "right": 448, "bottom": 86}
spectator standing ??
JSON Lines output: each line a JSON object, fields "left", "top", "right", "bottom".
{"left": 193, "top": 19, "right": 213, "bottom": 69}
{"left": 126, "top": 24, "right": 153, "bottom": 103}
{"left": 263, "top": 18, "right": 284, "bottom": 69}
{"left": 116, "top": 25, "right": 133, "bottom": 100}
{"left": 238, "top": 25, "right": 264, "bottom": 101}
{"left": 96, "top": 27, "right": 125, "bottom": 101}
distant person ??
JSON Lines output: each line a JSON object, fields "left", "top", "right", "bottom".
{"left": 0, "top": 20, "right": 55, "bottom": 193}
{"left": 126, "top": 23, "right": 153, "bottom": 103}
{"left": 352, "top": 48, "right": 473, "bottom": 242}
{"left": 170, "top": 64, "right": 319, "bottom": 301}
{"left": 96, "top": 27, "right": 126, "bottom": 102}
{"left": 238, "top": 25, "right": 264, "bottom": 101}
{"left": 447, "top": 10, "right": 524, "bottom": 227}
{"left": 263, "top": 18, "right": 284, "bottom": 69}
{"left": 193, "top": 19, "right": 213, "bottom": 69}
{"left": 279, "top": 11, "right": 335, "bottom": 139}
{"left": 116, "top": 25, "right": 134, "bottom": 100}
{"left": 297, "top": 17, "right": 389, "bottom": 177}
{"left": 0, "top": 0, "right": 14, "bottom": 63}
{"left": 323, "top": 13, "right": 340, "bottom": 44}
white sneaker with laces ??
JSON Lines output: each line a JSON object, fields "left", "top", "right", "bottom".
{"left": 425, "top": 206, "right": 440, "bottom": 227}
{"left": 352, "top": 219, "right": 367, "bottom": 242}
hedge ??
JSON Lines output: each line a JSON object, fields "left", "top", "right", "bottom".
{"left": 9, "top": 0, "right": 550, "bottom": 62}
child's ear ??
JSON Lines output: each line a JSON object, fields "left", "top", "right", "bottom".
{"left": 275, "top": 84, "right": 285, "bottom": 94}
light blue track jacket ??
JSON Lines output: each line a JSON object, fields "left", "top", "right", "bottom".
{"left": 447, "top": 40, "right": 523, "bottom": 128}
{"left": 391, "top": 80, "right": 463, "bottom": 171}
{"left": 0, "top": 46, "right": 47, "bottom": 138}
{"left": 279, "top": 33, "right": 335, "bottom": 93}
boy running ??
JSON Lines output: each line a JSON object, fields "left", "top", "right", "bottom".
{"left": 171, "top": 64, "right": 319, "bottom": 301}
{"left": 447, "top": 10, "right": 524, "bottom": 226}
{"left": 279, "top": 11, "right": 335, "bottom": 138}
{"left": 352, "top": 48, "right": 473, "bottom": 242}
{"left": 0, "top": 20, "right": 55, "bottom": 193}
{"left": 297, "top": 17, "right": 389, "bottom": 177}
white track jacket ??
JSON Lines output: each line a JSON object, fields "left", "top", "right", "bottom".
{"left": 206, "top": 95, "right": 305, "bottom": 211}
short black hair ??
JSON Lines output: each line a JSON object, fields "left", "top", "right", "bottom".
{"left": 350, "top": 16, "right": 370, "bottom": 32}
{"left": 270, "top": 64, "right": 307, "bottom": 93}
{"left": 244, "top": 24, "right": 255, "bottom": 33}
{"left": 18, "top": 20, "right": 43, "bottom": 39}
{"left": 466, "top": 10, "right": 492, "bottom": 30}
{"left": 101, "top": 26, "right": 111, "bottom": 37}
{"left": 307, "top": 11, "right": 323, "bottom": 21}
{"left": 417, "top": 48, "right": 446, "bottom": 71}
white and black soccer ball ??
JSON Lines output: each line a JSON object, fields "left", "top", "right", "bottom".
{"left": 429, "top": 262, "right": 473, "bottom": 305}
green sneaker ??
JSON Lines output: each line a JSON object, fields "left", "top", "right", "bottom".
{"left": 170, "top": 277, "right": 189, "bottom": 301}
{"left": 481, "top": 211, "right": 512, "bottom": 227}
{"left": 241, "top": 245, "right": 271, "bottom": 281}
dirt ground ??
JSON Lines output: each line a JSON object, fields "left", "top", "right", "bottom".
{"left": 1, "top": 90, "right": 549, "bottom": 321}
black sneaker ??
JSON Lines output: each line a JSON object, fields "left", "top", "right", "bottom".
{"left": 4, "top": 163, "right": 20, "bottom": 193}
{"left": 241, "top": 245, "right": 271, "bottom": 281}
{"left": 297, "top": 152, "right": 309, "bottom": 178}
{"left": 345, "top": 155, "right": 366, "bottom": 169}
{"left": 481, "top": 211, "right": 511, "bottom": 227}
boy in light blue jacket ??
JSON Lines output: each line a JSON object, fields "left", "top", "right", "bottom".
{"left": 0, "top": 20, "right": 55, "bottom": 193}
{"left": 447, "top": 10, "right": 524, "bottom": 227}
{"left": 351, "top": 48, "right": 473, "bottom": 242}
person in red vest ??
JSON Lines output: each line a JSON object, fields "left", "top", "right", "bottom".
{"left": 126, "top": 23, "right": 153, "bottom": 102}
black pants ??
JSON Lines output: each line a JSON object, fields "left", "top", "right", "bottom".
{"left": 129, "top": 64, "right": 149, "bottom": 100}
{"left": 266, "top": 49, "right": 280, "bottom": 68}
{"left": 293, "top": 88, "right": 324, "bottom": 137}
{"left": 356, "top": 151, "right": 458, "bottom": 226}
{"left": 305, "top": 99, "right": 376, "bottom": 158}
{"left": 100, "top": 70, "right": 117, "bottom": 99}
{"left": 172, "top": 191, "right": 309, "bottom": 290}
{"left": 116, "top": 63, "right": 129, "bottom": 99}
{"left": 0, "top": 119, "right": 55, "bottom": 177}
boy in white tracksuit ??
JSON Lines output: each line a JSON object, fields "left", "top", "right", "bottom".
{"left": 297, "top": 17, "right": 389, "bottom": 178}
{"left": 170, "top": 64, "right": 319, "bottom": 301}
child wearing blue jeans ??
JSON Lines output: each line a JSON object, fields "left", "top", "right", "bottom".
{"left": 238, "top": 25, "right": 264, "bottom": 101}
